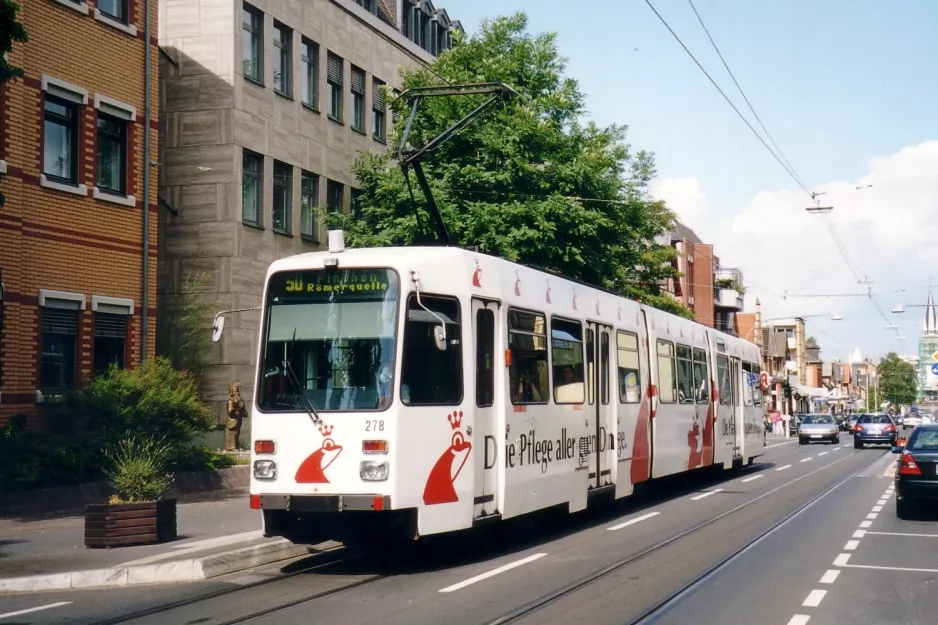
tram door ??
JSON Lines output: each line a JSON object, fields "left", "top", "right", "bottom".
{"left": 472, "top": 298, "right": 500, "bottom": 517}
{"left": 586, "top": 322, "right": 615, "bottom": 489}
{"left": 730, "top": 357, "right": 743, "bottom": 458}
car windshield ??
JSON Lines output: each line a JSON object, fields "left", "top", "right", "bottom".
{"left": 908, "top": 430, "right": 938, "bottom": 451}
{"left": 257, "top": 268, "right": 399, "bottom": 412}
{"left": 801, "top": 415, "right": 833, "bottom": 424}
{"left": 858, "top": 415, "right": 892, "bottom": 424}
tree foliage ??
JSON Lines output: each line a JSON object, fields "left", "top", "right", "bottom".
{"left": 0, "top": 0, "right": 28, "bottom": 207}
{"left": 327, "top": 13, "right": 690, "bottom": 318}
{"left": 877, "top": 352, "right": 918, "bottom": 407}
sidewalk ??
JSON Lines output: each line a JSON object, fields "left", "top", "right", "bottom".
{"left": 0, "top": 493, "right": 337, "bottom": 593}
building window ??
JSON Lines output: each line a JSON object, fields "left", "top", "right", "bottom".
{"left": 350, "top": 66, "right": 365, "bottom": 132}
{"left": 350, "top": 188, "right": 363, "bottom": 219}
{"left": 43, "top": 96, "right": 79, "bottom": 184}
{"left": 273, "top": 21, "right": 292, "bottom": 97}
{"left": 355, "top": 0, "right": 377, "bottom": 13}
{"left": 242, "top": 4, "right": 263, "bottom": 83}
{"left": 551, "top": 317, "right": 584, "bottom": 404}
{"left": 372, "top": 78, "right": 386, "bottom": 142}
{"left": 326, "top": 179, "right": 343, "bottom": 213}
{"left": 97, "top": 0, "right": 127, "bottom": 23}
{"left": 326, "top": 53, "right": 343, "bottom": 121}
{"left": 617, "top": 331, "right": 641, "bottom": 403}
{"left": 242, "top": 150, "right": 263, "bottom": 226}
{"left": 656, "top": 340, "right": 676, "bottom": 403}
{"left": 94, "top": 312, "right": 127, "bottom": 376}
{"left": 401, "top": 295, "right": 463, "bottom": 405}
{"left": 301, "top": 38, "right": 318, "bottom": 110}
{"left": 40, "top": 307, "right": 79, "bottom": 391}
{"left": 272, "top": 161, "right": 292, "bottom": 234}
{"left": 300, "top": 171, "right": 319, "bottom": 240}
{"left": 96, "top": 113, "right": 127, "bottom": 196}
{"left": 508, "top": 309, "right": 549, "bottom": 404}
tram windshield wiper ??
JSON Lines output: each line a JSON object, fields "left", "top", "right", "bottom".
{"left": 280, "top": 327, "right": 322, "bottom": 426}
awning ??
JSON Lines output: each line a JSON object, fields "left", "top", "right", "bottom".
{"left": 793, "top": 384, "right": 829, "bottom": 399}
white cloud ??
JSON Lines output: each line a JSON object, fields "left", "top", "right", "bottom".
{"left": 655, "top": 140, "right": 938, "bottom": 361}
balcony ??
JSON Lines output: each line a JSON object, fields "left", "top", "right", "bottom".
{"left": 715, "top": 288, "right": 744, "bottom": 310}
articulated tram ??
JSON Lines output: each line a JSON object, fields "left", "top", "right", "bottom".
{"left": 243, "top": 233, "right": 765, "bottom": 543}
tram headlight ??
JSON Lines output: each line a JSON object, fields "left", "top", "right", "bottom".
{"left": 253, "top": 460, "right": 277, "bottom": 480}
{"left": 360, "top": 460, "right": 389, "bottom": 481}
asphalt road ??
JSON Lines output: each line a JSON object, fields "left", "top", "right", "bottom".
{"left": 5, "top": 434, "right": 933, "bottom": 625}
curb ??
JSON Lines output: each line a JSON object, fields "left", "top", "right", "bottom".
{"left": 0, "top": 539, "right": 341, "bottom": 594}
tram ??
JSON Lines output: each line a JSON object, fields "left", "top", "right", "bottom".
{"left": 232, "top": 232, "right": 766, "bottom": 543}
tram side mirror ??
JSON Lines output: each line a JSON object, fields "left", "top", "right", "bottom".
{"left": 212, "top": 315, "right": 225, "bottom": 343}
{"left": 891, "top": 445, "right": 903, "bottom": 454}
{"left": 432, "top": 324, "right": 447, "bottom": 351}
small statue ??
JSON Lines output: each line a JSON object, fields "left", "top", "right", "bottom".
{"left": 225, "top": 381, "right": 249, "bottom": 451}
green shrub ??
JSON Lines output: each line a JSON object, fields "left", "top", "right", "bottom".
{"left": 104, "top": 434, "right": 174, "bottom": 503}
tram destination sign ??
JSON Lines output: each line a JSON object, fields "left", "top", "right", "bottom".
{"left": 268, "top": 268, "right": 397, "bottom": 303}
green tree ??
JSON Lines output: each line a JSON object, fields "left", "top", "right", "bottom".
{"left": 328, "top": 13, "right": 690, "bottom": 318}
{"left": 877, "top": 352, "right": 918, "bottom": 406}
{"left": 0, "top": 0, "right": 29, "bottom": 207}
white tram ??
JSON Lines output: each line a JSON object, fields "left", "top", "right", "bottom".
{"left": 244, "top": 234, "right": 765, "bottom": 543}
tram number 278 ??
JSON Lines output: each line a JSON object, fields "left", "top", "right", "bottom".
{"left": 365, "top": 420, "right": 385, "bottom": 432}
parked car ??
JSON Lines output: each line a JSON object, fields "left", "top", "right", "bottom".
{"left": 798, "top": 414, "right": 840, "bottom": 445}
{"left": 893, "top": 424, "right": 938, "bottom": 519}
{"left": 854, "top": 414, "right": 898, "bottom": 449}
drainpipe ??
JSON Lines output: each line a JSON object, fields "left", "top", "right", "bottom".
{"left": 142, "top": 0, "right": 152, "bottom": 362}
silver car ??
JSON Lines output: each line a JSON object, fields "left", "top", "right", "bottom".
{"left": 798, "top": 414, "right": 840, "bottom": 445}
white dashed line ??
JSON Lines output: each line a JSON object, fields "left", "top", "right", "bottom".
{"left": 802, "top": 589, "right": 827, "bottom": 607}
{"left": 439, "top": 553, "right": 547, "bottom": 593}
{"left": 853, "top": 530, "right": 866, "bottom": 539}
{"left": 800, "top": 457, "right": 813, "bottom": 463}
{"left": 844, "top": 540, "right": 860, "bottom": 551}
{"left": 741, "top": 474, "right": 764, "bottom": 483}
{"left": 842, "top": 563, "right": 938, "bottom": 573}
{"left": 764, "top": 440, "right": 799, "bottom": 449}
{"left": 787, "top": 616, "right": 811, "bottom": 625}
{"left": 872, "top": 505, "right": 883, "bottom": 512}
{"left": 690, "top": 488, "right": 724, "bottom": 501}
{"left": 877, "top": 499, "right": 887, "bottom": 505}
{"left": 842, "top": 444, "right": 850, "bottom": 448}
{"left": 776, "top": 464, "right": 792, "bottom": 471}
{"left": 607, "top": 511, "right": 660, "bottom": 531}
{"left": 820, "top": 569, "right": 840, "bottom": 584}
{"left": 860, "top": 521, "right": 873, "bottom": 528}
{"left": 866, "top": 513, "right": 878, "bottom": 520}
{"left": 866, "top": 531, "right": 938, "bottom": 538}
{"left": 834, "top": 553, "right": 852, "bottom": 566}
{"left": 818, "top": 451, "right": 829, "bottom": 456}
{"left": 0, "top": 603, "right": 71, "bottom": 620}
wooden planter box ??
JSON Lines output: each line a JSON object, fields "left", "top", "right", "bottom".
{"left": 84, "top": 498, "right": 177, "bottom": 548}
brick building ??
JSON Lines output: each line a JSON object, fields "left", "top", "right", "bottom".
{"left": 0, "top": 0, "right": 159, "bottom": 425}
{"left": 661, "top": 221, "right": 715, "bottom": 328}
{"left": 158, "top": 0, "right": 461, "bottom": 425}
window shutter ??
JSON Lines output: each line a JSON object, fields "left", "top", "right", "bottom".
{"left": 42, "top": 309, "right": 79, "bottom": 335}
{"left": 95, "top": 313, "right": 128, "bottom": 338}
{"left": 372, "top": 80, "right": 385, "bottom": 111}
{"left": 327, "top": 54, "right": 343, "bottom": 84}
{"left": 351, "top": 68, "right": 365, "bottom": 94}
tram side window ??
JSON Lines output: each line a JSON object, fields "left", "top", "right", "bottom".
{"left": 717, "top": 354, "right": 731, "bottom": 406}
{"left": 551, "top": 317, "right": 585, "bottom": 404}
{"left": 676, "top": 345, "right": 694, "bottom": 404}
{"left": 401, "top": 295, "right": 462, "bottom": 405}
{"left": 508, "top": 309, "right": 549, "bottom": 404}
{"left": 656, "top": 340, "right": 676, "bottom": 403}
{"left": 741, "top": 362, "right": 753, "bottom": 406}
{"left": 476, "top": 308, "right": 495, "bottom": 407}
{"left": 693, "top": 348, "right": 709, "bottom": 404}
{"left": 743, "top": 362, "right": 762, "bottom": 406}
{"left": 617, "top": 331, "right": 641, "bottom": 403}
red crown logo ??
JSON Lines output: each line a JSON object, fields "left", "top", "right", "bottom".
{"left": 319, "top": 424, "right": 334, "bottom": 436}
{"left": 447, "top": 411, "right": 463, "bottom": 430}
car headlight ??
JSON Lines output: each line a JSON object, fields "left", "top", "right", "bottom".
{"left": 254, "top": 460, "right": 277, "bottom": 480}
{"left": 360, "top": 460, "right": 389, "bottom": 481}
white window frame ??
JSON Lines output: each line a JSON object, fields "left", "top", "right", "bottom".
{"left": 92, "top": 94, "right": 137, "bottom": 206}
{"left": 52, "top": 0, "right": 90, "bottom": 16}
{"left": 39, "top": 289, "right": 87, "bottom": 310}
{"left": 91, "top": 295, "right": 134, "bottom": 315}
{"left": 94, "top": 2, "right": 138, "bottom": 37}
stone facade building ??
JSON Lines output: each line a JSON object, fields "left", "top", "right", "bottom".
{"left": 158, "top": 0, "right": 460, "bottom": 424}
{"left": 0, "top": 0, "right": 159, "bottom": 425}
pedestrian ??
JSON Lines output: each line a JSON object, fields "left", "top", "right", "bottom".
{"left": 771, "top": 409, "right": 782, "bottom": 436}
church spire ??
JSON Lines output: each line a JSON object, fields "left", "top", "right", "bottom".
{"left": 925, "top": 290, "right": 938, "bottom": 337}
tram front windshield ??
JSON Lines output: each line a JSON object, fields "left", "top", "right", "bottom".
{"left": 257, "top": 268, "right": 399, "bottom": 412}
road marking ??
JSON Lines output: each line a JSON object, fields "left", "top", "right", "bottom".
{"left": 872, "top": 505, "right": 883, "bottom": 512}
{"left": 741, "top": 474, "right": 764, "bottom": 483}
{"left": 607, "top": 511, "right": 660, "bottom": 531}
{"left": 776, "top": 464, "right": 792, "bottom": 471}
{"left": 0, "top": 603, "right": 71, "bottom": 620}
{"left": 834, "top": 553, "right": 852, "bottom": 566}
{"left": 853, "top": 530, "right": 866, "bottom": 539}
{"left": 820, "top": 569, "right": 840, "bottom": 584}
{"left": 843, "top": 563, "right": 938, "bottom": 573}
{"left": 802, "top": 589, "right": 827, "bottom": 607}
{"left": 866, "top": 531, "right": 938, "bottom": 538}
{"left": 883, "top": 464, "right": 897, "bottom": 477}
{"left": 842, "top": 444, "right": 850, "bottom": 448}
{"left": 844, "top": 540, "right": 860, "bottom": 551}
{"left": 818, "top": 451, "right": 829, "bottom": 456}
{"left": 877, "top": 499, "right": 887, "bottom": 505}
{"left": 439, "top": 553, "right": 548, "bottom": 593}
{"left": 765, "top": 440, "right": 798, "bottom": 449}
{"left": 690, "top": 488, "right": 724, "bottom": 501}
{"left": 866, "top": 513, "right": 878, "bottom": 520}
{"left": 787, "top": 616, "right": 811, "bottom": 625}
{"left": 860, "top": 521, "right": 873, "bottom": 528}
{"left": 800, "top": 457, "right": 813, "bottom": 463}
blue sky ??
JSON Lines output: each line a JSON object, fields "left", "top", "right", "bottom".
{"left": 442, "top": 0, "right": 938, "bottom": 362}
